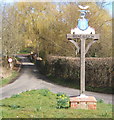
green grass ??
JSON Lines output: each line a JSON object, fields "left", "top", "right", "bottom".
{"left": 0, "top": 89, "right": 113, "bottom": 118}
{"left": 0, "top": 71, "right": 18, "bottom": 87}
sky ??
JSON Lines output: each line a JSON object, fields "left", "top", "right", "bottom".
{"left": 103, "top": 2, "right": 112, "bottom": 16}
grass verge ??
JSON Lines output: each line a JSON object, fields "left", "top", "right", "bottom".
{"left": 0, "top": 71, "right": 19, "bottom": 88}
{"left": 0, "top": 89, "right": 113, "bottom": 118}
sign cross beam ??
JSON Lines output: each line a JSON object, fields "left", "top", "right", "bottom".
{"left": 67, "top": 34, "right": 99, "bottom": 40}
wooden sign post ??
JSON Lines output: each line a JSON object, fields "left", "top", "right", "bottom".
{"left": 67, "top": 34, "right": 99, "bottom": 95}
{"left": 67, "top": 5, "right": 100, "bottom": 109}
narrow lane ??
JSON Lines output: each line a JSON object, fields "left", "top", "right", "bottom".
{"left": 0, "top": 56, "right": 112, "bottom": 104}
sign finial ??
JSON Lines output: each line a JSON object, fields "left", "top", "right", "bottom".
{"left": 78, "top": 5, "right": 89, "bottom": 10}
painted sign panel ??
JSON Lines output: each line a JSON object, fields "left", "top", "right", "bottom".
{"left": 78, "top": 18, "right": 89, "bottom": 31}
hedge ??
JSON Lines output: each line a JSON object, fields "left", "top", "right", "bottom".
{"left": 36, "top": 56, "right": 112, "bottom": 89}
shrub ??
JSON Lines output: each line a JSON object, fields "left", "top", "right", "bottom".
{"left": 97, "top": 99, "right": 104, "bottom": 103}
{"left": 56, "top": 93, "right": 70, "bottom": 109}
{"left": 10, "top": 105, "right": 22, "bottom": 109}
{"left": 11, "top": 94, "right": 21, "bottom": 98}
{"left": 35, "top": 105, "right": 42, "bottom": 111}
{"left": 36, "top": 56, "right": 112, "bottom": 89}
{"left": 0, "top": 104, "right": 23, "bottom": 109}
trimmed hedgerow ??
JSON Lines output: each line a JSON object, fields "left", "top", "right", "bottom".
{"left": 36, "top": 56, "right": 112, "bottom": 91}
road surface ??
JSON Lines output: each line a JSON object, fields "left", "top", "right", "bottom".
{"left": 0, "top": 56, "right": 112, "bottom": 104}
